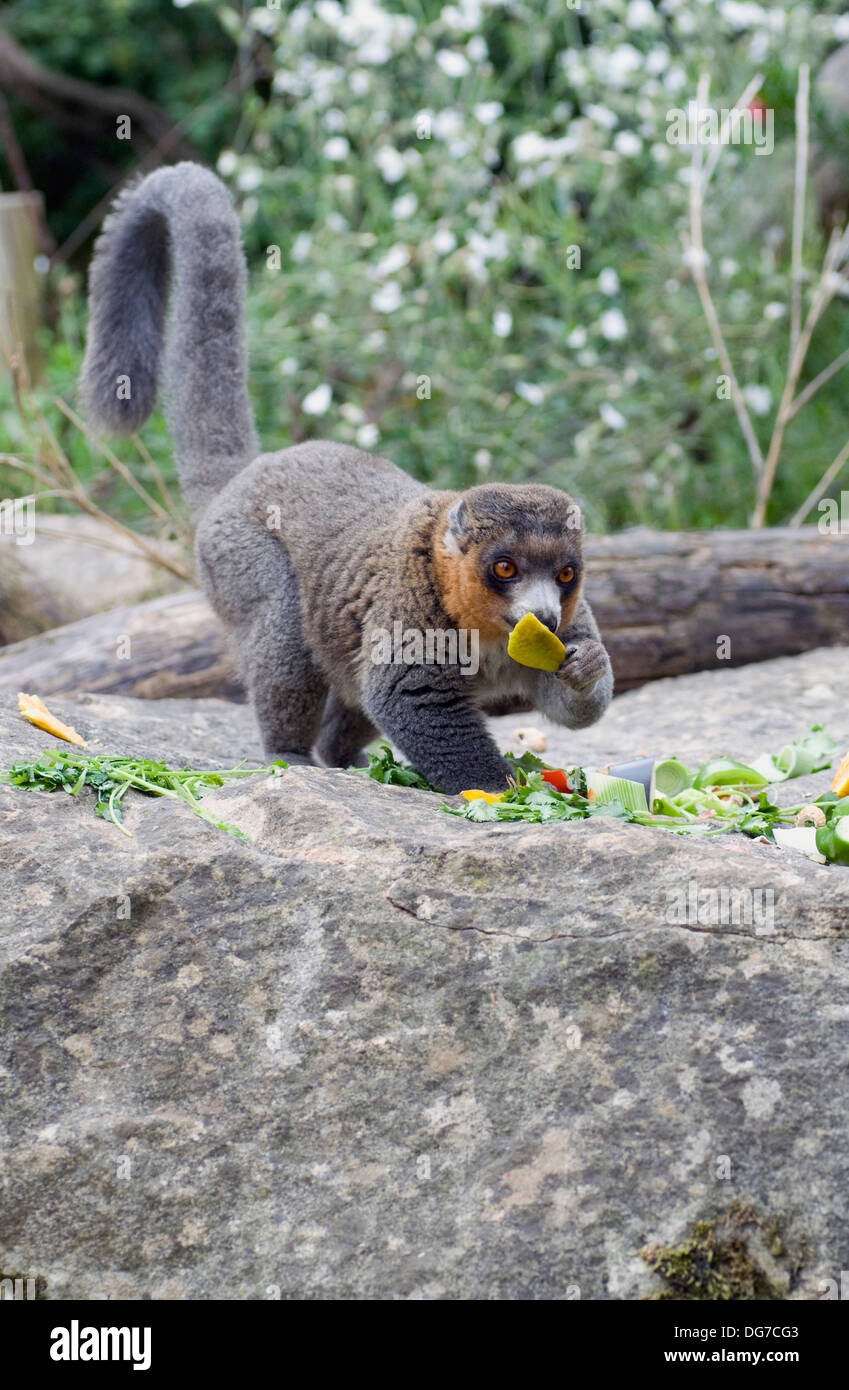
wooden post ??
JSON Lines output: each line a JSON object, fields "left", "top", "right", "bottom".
{"left": 0, "top": 190, "right": 43, "bottom": 373}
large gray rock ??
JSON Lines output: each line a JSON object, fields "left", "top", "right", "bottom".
{"left": 1, "top": 648, "right": 848, "bottom": 1299}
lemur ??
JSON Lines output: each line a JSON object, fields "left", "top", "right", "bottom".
{"left": 81, "top": 162, "right": 613, "bottom": 793}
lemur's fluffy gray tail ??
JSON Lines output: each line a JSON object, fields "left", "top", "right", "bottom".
{"left": 81, "top": 162, "right": 259, "bottom": 517}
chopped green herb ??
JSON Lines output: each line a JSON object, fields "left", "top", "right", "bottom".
{"left": 0, "top": 750, "right": 288, "bottom": 839}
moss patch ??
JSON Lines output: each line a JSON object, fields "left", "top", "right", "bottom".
{"left": 641, "top": 1200, "right": 801, "bottom": 1301}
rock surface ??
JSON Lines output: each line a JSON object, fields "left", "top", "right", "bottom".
{"left": 1, "top": 648, "right": 849, "bottom": 1299}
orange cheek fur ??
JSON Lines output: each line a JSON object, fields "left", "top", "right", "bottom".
{"left": 435, "top": 549, "right": 507, "bottom": 641}
{"left": 434, "top": 542, "right": 583, "bottom": 642}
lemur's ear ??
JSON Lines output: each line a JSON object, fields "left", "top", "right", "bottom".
{"left": 445, "top": 498, "right": 472, "bottom": 554}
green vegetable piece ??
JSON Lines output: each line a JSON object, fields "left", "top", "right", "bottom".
{"left": 652, "top": 758, "right": 691, "bottom": 799}
{"left": 816, "top": 819, "right": 849, "bottom": 866}
{"left": 585, "top": 770, "right": 649, "bottom": 814}
{"left": 692, "top": 759, "right": 770, "bottom": 790}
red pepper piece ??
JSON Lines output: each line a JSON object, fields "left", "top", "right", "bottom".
{"left": 541, "top": 768, "right": 571, "bottom": 793}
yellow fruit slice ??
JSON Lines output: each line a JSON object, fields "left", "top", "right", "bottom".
{"left": 832, "top": 750, "right": 849, "bottom": 798}
{"left": 18, "top": 692, "right": 87, "bottom": 747}
{"left": 460, "top": 789, "right": 504, "bottom": 803}
{"left": 507, "top": 612, "right": 566, "bottom": 672}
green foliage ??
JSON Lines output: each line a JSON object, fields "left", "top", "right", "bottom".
{"left": 5, "top": 0, "right": 849, "bottom": 530}
{"left": 2, "top": 0, "right": 235, "bottom": 245}
{"left": 354, "top": 741, "right": 440, "bottom": 789}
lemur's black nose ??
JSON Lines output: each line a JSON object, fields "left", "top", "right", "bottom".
{"left": 533, "top": 610, "right": 561, "bottom": 634}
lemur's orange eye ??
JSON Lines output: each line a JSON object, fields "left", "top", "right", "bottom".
{"left": 493, "top": 559, "right": 517, "bottom": 580}
{"left": 557, "top": 566, "right": 576, "bottom": 584}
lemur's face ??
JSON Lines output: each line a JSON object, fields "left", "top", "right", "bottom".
{"left": 481, "top": 538, "right": 580, "bottom": 635}
{"left": 439, "top": 483, "right": 584, "bottom": 641}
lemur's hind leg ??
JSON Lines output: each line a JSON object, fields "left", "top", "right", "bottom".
{"left": 239, "top": 603, "right": 328, "bottom": 763}
{"left": 196, "top": 508, "right": 326, "bottom": 763}
{"left": 315, "top": 691, "right": 378, "bottom": 768}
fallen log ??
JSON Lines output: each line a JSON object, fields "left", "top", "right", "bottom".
{"left": 0, "top": 589, "right": 243, "bottom": 701}
{"left": 0, "top": 527, "right": 846, "bottom": 699}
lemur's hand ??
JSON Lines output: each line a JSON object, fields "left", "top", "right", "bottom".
{"left": 557, "top": 639, "right": 611, "bottom": 693}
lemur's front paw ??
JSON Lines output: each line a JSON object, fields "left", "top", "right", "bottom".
{"left": 557, "top": 639, "right": 611, "bottom": 693}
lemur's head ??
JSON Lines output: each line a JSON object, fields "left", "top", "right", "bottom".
{"left": 437, "top": 483, "right": 584, "bottom": 641}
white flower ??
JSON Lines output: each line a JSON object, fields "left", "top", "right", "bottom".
{"left": 375, "top": 146, "right": 406, "bottom": 183}
{"left": 516, "top": 382, "right": 545, "bottom": 405}
{"left": 742, "top": 384, "right": 772, "bottom": 416}
{"left": 248, "top": 6, "right": 280, "bottom": 34}
{"left": 720, "top": 258, "right": 739, "bottom": 278}
{"left": 492, "top": 310, "right": 512, "bottom": 338}
{"left": 349, "top": 69, "right": 371, "bottom": 95}
{"left": 592, "top": 44, "right": 642, "bottom": 89}
{"left": 682, "top": 245, "right": 709, "bottom": 271}
{"left": 585, "top": 103, "right": 618, "bottom": 130}
{"left": 645, "top": 46, "right": 670, "bottom": 75}
{"left": 371, "top": 281, "right": 403, "bottom": 313}
{"left": 302, "top": 383, "right": 332, "bottom": 416}
{"left": 613, "top": 130, "right": 642, "bottom": 157}
{"left": 468, "top": 228, "right": 509, "bottom": 262}
{"left": 664, "top": 64, "right": 688, "bottom": 94}
{"left": 323, "top": 108, "right": 346, "bottom": 131}
{"left": 598, "top": 308, "right": 628, "bottom": 341}
{"left": 473, "top": 449, "right": 491, "bottom": 472}
{"left": 474, "top": 101, "right": 503, "bottom": 125}
{"left": 441, "top": 0, "right": 483, "bottom": 31}
{"left": 217, "top": 150, "right": 237, "bottom": 176}
{"left": 600, "top": 402, "right": 626, "bottom": 431}
{"left": 513, "top": 131, "right": 549, "bottom": 164}
{"left": 323, "top": 137, "right": 350, "bottom": 161}
{"left": 433, "top": 109, "right": 464, "bottom": 141}
{"left": 436, "top": 50, "right": 469, "bottom": 78}
{"left": 598, "top": 268, "right": 620, "bottom": 296}
{"left": 835, "top": 14, "right": 849, "bottom": 41}
{"left": 392, "top": 193, "right": 418, "bottom": 219}
{"left": 720, "top": 2, "right": 772, "bottom": 31}
{"left": 371, "top": 243, "right": 410, "bottom": 278}
{"left": 357, "top": 422, "right": 380, "bottom": 449}
{"left": 340, "top": 402, "right": 365, "bottom": 424}
{"left": 237, "top": 166, "right": 262, "bottom": 191}
{"left": 316, "top": 0, "right": 343, "bottom": 26}
{"left": 467, "top": 36, "right": 487, "bottom": 62}
{"left": 291, "top": 233, "right": 312, "bottom": 263}
{"left": 280, "top": 357, "right": 298, "bottom": 376}
{"left": 432, "top": 228, "right": 457, "bottom": 255}
{"left": 764, "top": 301, "right": 786, "bottom": 320}
{"left": 626, "top": 0, "right": 659, "bottom": 28}
{"left": 567, "top": 326, "right": 587, "bottom": 349}
{"left": 326, "top": 211, "right": 347, "bottom": 233}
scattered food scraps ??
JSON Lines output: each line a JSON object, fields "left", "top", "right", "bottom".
{"left": 832, "top": 749, "right": 849, "bottom": 798}
{"left": 515, "top": 726, "right": 548, "bottom": 753}
{"left": 18, "top": 692, "right": 87, "bottom": 747}
{"left": 356, "top": 730, "right": 848, "bottom": 865}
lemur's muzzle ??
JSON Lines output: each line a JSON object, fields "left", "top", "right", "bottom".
{"left": 532, "top": 608, "right": 561, "bottom": 635}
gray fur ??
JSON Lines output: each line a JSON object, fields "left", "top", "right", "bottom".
{"left": 82, "top": 163, "right": 614, "bottom": 791}
{"left": 80, "top": 162, "right": 258, "bottom": 515}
